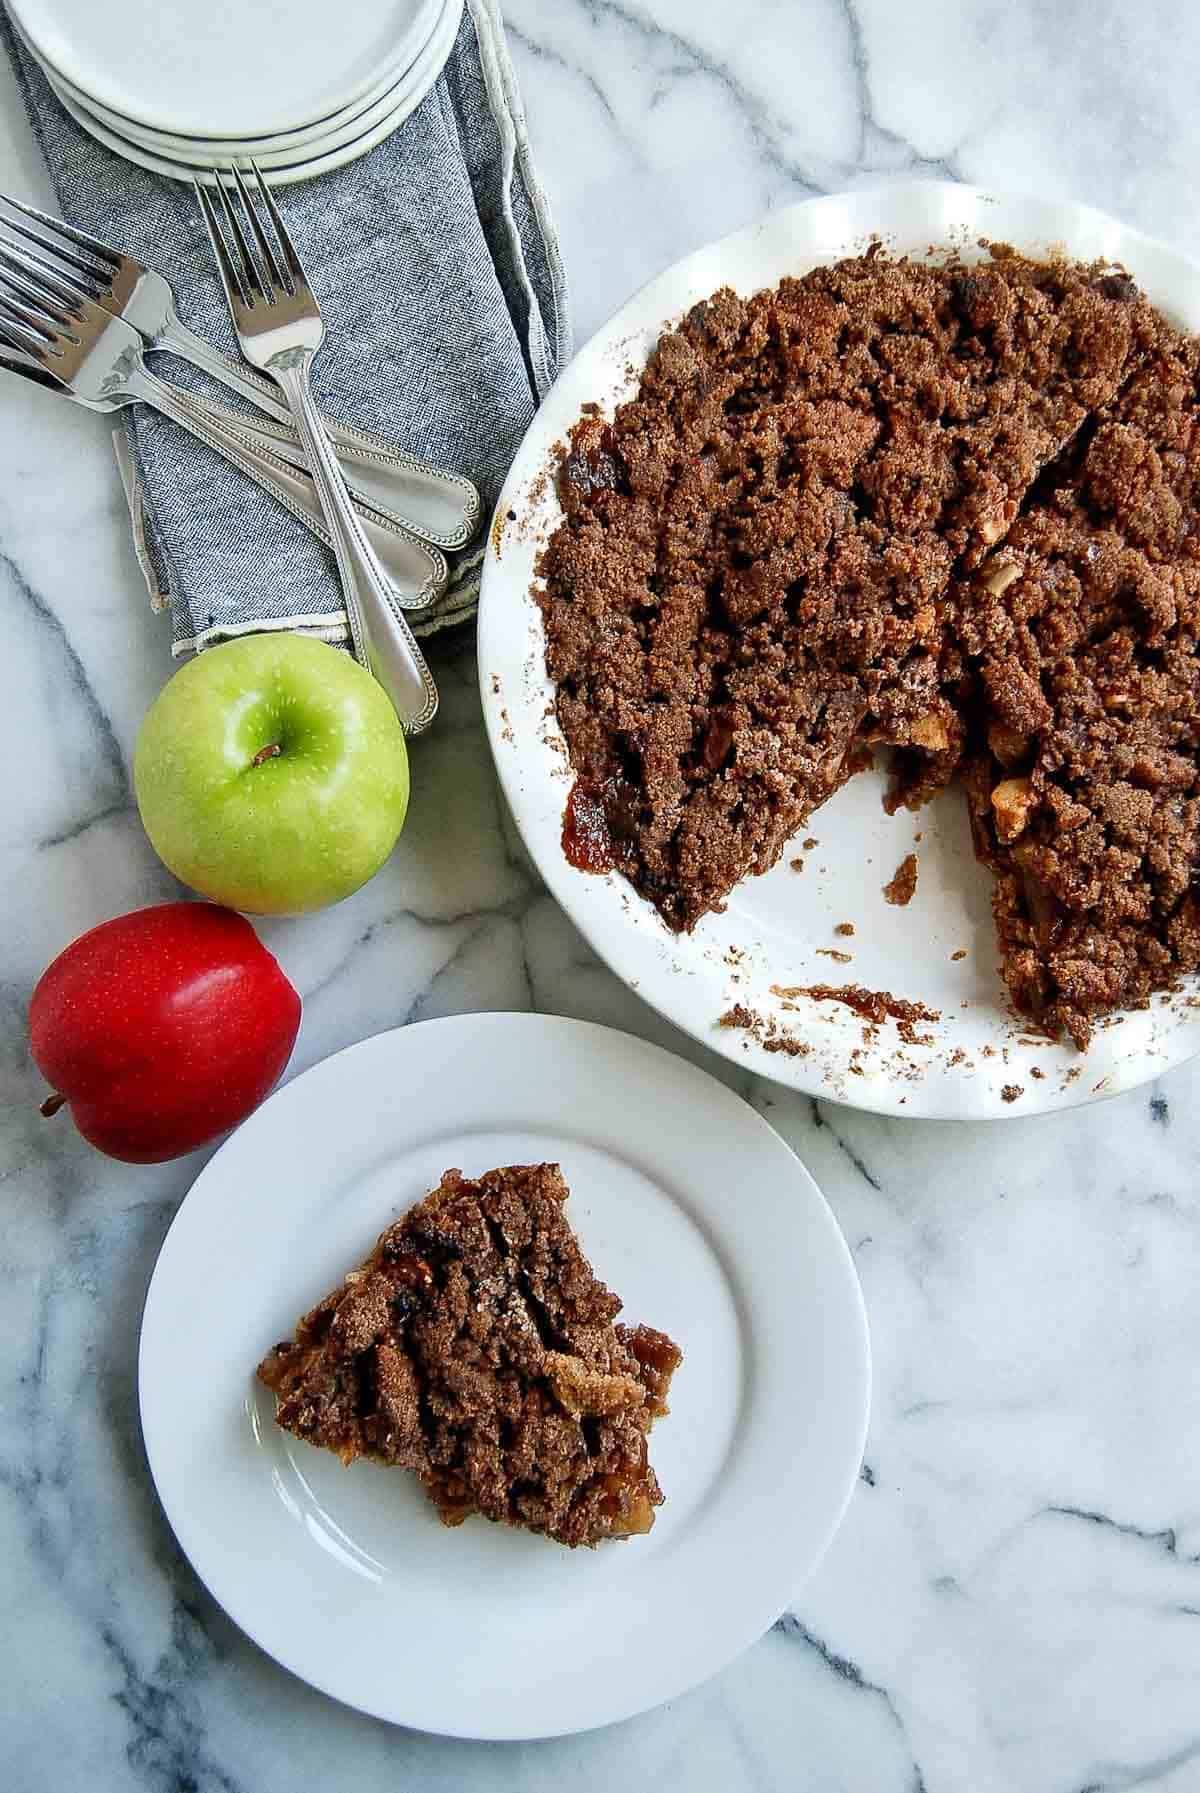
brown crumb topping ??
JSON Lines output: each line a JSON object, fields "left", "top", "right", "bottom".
{"left": 771, "top": 981, "right": 941, "bottom": 1028}
{"left": 257, "top": 1165, "right": 681, "bottom": 1549}
{"left": 883, "top": 853, "right": 920, "bottom": 906}
{"left": 537, "top": 245, "right": 1194, "bottom": 1048}
{"left": 718, "top": 1002, "right": 811, "bottom": 1054}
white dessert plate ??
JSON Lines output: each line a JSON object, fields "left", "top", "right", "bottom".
{"left": 8, "top": 0, "right": 445, "bottom": 140}
{"left": 40, "top": 0, "right": 463, "bottom": 187}
{"left": 22, "top": 0, "right": 450, "bottom": 158}
{"left": 479, "top": 181, "right": 1200, "bottom": 1121}
{"left": 139, "top": 1015, "right": 870, "bottom": 1740}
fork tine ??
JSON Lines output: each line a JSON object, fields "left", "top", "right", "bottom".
{"left": 0, "top": 259, "right": 78, "bottom": 333}
{"left": 0, "top": 347, "right": 68, "bottom": 397}
{"left": 0, "top": 325, "right": 55, "bottom": 375}
{"left": 250, "top": 159, "right": 309, "bottom": 289}
{"left": 0, "top": 192, "right": 120, "bottom": 267}
{"left": 0, "top": 311, "right": 43, "bottom": 358}
{"left": 0, "top": 288, "right": 61, "bottom": 357}
{"left": 194, "top": 177, "right": 252, "bottom": 316}
{"left": 231, "top": 162, "right": 289, "bottom": 297}
{"left": 0, "top": 225, "right": 95, "bottom": 311}
{"left": 0, "top": 333, "right": 36, "bottom": 367}
{"left": 213, "top": 166, "right": 267, "bottom": 306}
{"left": 0, "top": 193, "right": 116, "bottom": 288}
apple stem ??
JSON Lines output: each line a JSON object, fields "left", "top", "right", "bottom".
{"left": 40, "top": 1093, "right": 67, "bottom": 1119}
{"left": 251, "top": 743, "right": 282, "bottom": 767}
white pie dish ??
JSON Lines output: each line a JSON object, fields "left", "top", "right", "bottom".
{"left": 478, "top": 180, "right": 1200, "bottom": 1120}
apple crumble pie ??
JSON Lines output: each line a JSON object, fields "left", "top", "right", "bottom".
{"left": 257, "top": 1163, "right": 682, "bottom": 1548}
{"left": 538, "top": 248, "right": 1200, "bottom": 1046}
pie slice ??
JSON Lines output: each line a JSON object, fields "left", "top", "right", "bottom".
{"left": 257, "top": 1163, "right": 682, "bottom": 1548}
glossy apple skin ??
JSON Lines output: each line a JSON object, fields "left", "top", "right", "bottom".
{"left": 133, "top": 634, "right": 410, "bottom": 915}
{"left": 29, "top": 903, "right": 301, "bottom": 1164}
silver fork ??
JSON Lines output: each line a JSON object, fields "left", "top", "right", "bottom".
{"left": 0, "top": 216, "right": 448, "bottom": 601}
{"left": 0, "top": 263, "right": 445, "bottom": 610}
{"left": 0, "top": 192, "right": 480, "bottom": 551}
{"left": 197, "top": 165, "right": 438, "bottom": 733}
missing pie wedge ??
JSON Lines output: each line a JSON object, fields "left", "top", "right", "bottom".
{"left": 257, "top": 1163, "right": 682, "bottom": 1548}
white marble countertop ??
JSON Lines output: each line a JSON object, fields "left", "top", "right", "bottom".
{"left": 4, "top": 3, "right": 1200, "bottom": 1788}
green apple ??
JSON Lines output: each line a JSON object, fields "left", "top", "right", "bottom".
{"left": 134, "top": 634, "right": 410, "bottom": 915}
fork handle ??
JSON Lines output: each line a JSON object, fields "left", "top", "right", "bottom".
{"left": 161, "top": 316, "right": 479, "bottom": 549}
{"left": 271, "top": 349, "right": 439, "bottom": 736}
{"left": 124, "top": 363, "right": 442, "bottom": 614}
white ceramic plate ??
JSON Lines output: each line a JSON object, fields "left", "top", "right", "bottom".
{"left": 23, "top": 0, "right": 449, "bottom": 158}
{"left": 9, "top": 0, "right": 445, "bottom": 139}
{"left": 479, "top": 181, "right": 1200, "bottom": 1121}
{"left": 139, "top": 1015, "right": 870, "bottom": 1739}
{"left": 39, "top": 0, "right": 463, "bottom": 187}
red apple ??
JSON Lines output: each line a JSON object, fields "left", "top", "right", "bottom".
{"left": 29, "top": 902, "right": 301, "bottom": 1164}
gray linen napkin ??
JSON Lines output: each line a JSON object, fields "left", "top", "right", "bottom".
{"left": 1, "top": 0, "right": 569, "bottom": 647}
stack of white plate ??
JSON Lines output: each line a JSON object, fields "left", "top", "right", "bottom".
{"left": 7, "top": 0, "right": 465, "bottom": 185}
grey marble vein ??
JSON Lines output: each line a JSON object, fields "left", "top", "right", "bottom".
{"left": 808, "top": 1093, "right": 883, "bottom": 1190}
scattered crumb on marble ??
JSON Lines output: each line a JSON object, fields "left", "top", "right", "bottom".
{"left": 951, "top": 949, "right": 967, "bottom": 961}
{"left": 1030, "top": 1066, "right": 1044, "bottom": 1079}
{"left": 790, "top": 857, "right": 805, "bottom": 871}
{"left": 1001, "top": 1084, "right": 1024, "bottom": 1103}
{"left": 817, "top": 948, "right": 854, "bottom": 963}
{"left": 803, "top": 837, "right": 818, "bottom": 850}
{"left": 981, "top": 1045, "right": 996, "bottom": 1058}
{"left": 490, "top": 674, "right": 501, "bottom": 695}
{"left": 835, "top": 922, "right": 855, "bottom": 937}
{"left": 884, "top": 853, "right": 919, "bottom": 906}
